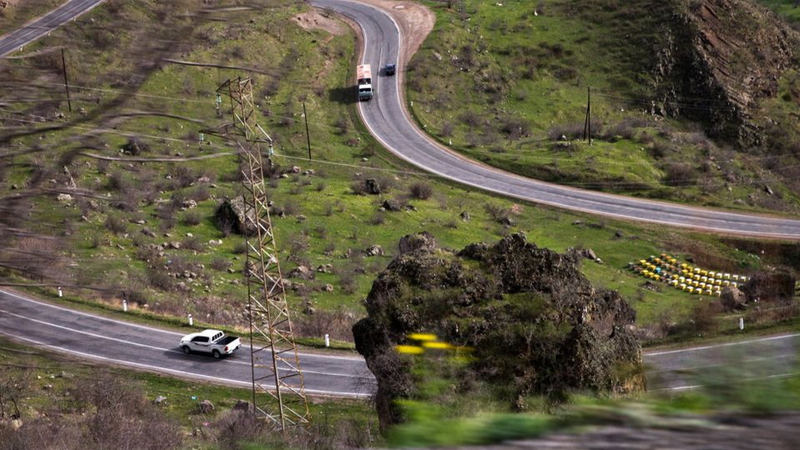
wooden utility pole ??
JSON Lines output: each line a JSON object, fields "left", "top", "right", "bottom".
{"left": 61, "top": 48, "right": 72, "bottom": 113}
{"left": 303, "top": 101, "right": 311, "bottom": 161}
{"left": 583, "top": 86, "right": 592, "bottom": 144}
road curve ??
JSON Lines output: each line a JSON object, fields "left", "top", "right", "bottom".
{"left": 313, "top": 0, "right": 800, "bottom": 240}
{"left": 0, "top": 0, "right": 106, "bottom": 58}
{"left": 0, "top": 289, "right": 376, "bottom": 398}
{"left": 1, "top": 288, "right": 797, "bottom": 396}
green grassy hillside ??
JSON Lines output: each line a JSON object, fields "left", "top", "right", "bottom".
{"left": 0, "top": 0, "right": 796, "bottom": 346}
{"left": 409, "top": 0, "right": 800, "bottom": 213}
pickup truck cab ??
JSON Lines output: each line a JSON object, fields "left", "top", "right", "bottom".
{"left": 180, "top": 329, "right": 241, "bottom": 359}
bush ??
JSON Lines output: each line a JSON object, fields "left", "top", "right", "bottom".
{"left": 409, "top": 182, "right": 434, "bottom": 200}
{"left": 664, "top": 163, "right": 698, "bottom": 187}
{"left": 181, "top": 236, "right": 205, "bottom": 252}
{"left": 210, "top": 258, "right": 232, "bottom": 272}
{"left": 182, "top": 211, "right": 202, "bottom": 226}
{"left": 104, "top": 215, "right": 128, "bottom": 235}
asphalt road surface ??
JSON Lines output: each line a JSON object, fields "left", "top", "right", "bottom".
{"left": 0, "top": 289, "right": 375, "bottom": 398}
{"left": 0, "top": 0, "right": 106, "bottom": 57}
{"left": 313, "top": 0, "right": 800, "bottom": 240}
{"left": 1, "top": 288, "right": 797, "bottom": 397}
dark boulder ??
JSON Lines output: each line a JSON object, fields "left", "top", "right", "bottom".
{"left": 353, "top": 233, "right": 644, "bottom": 431}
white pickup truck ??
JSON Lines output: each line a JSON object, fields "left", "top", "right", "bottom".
{"left": 180, "top": 329, "right": 241, "bottom": 359}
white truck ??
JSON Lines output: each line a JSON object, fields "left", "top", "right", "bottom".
{"left": 180, "top": 329, "right": 241, "bottom": 359}
{"left": 357, "top": 64, "right": 373, "bottom": 101}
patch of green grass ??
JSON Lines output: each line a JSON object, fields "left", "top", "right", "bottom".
{"left": 1, "top": 0, "right": 796, "bottom": 351}
{"left": 408, "top": 0, "right": 800, "bottom": 212}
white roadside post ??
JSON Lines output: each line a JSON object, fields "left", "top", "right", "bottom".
{"left": 739, "top": 317, "right": 744, "bottom": 331}
{"left": 324, "top": 334, "right": 330, "bottom": 348}
{"left": 122, "top": 299, "right": 128, "bottom": 312}
{"left": 188, "top": 314, "right": 193, "bottom": 326}
{"left": 57, "top": 287, "right": 63, "bottom": 297}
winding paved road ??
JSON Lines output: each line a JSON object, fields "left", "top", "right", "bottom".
{"left": 0, "top": 0, "right": 105, "bottom": 57}
{"left": 0, "top": 289, "right": 375, "bottom": 398}
{"left": 0, "top": 0, "right": 798, "bottom": 398}
{"left": 313, "top": 0, "right": 800, "bottom": 240}
{"left": 1, "top": 288, "right": 797, "bottom": 397}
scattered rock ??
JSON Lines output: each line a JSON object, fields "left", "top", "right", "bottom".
{"left": 182, "top": 199, "right": 197, "bottom": 209}
{"left": 323, "top": 283, "right": 334, "bottom": 292}
{"left": 365, "top": 245, "right": 384, "bottom": 257}
{"left": 316, "top": 264, "right": 333, "bottom": 273}
{"left": 382, "top": 199, "right": 402, "bottom": 212}
{"left": 582, "top": 248, "right": 598, "bottom": 261}
{"left": 154, "top": 395, "right": 167, "bottom": 405}
{"left": 460, "top": 211, "right": 470, "bottom": 222}
{"left": 287, "top": 265, "right": 315, "bottom": 280}
{"left": 196, "top": 400, "right": 214, "bottom": 414}
{"left": 365, "top": 178, "right": 381, "bottom": 195}
{"left": 56, "top": 193, "right": 73, "bottom": 205}
{"left": 398, "top": 232, "right": 438, "bottom": 255}
{"left": 720, "top": 286, "right": 747, "bottom": 311}
{"left": 215, "top": 197, "right": 257, "bottom": 235}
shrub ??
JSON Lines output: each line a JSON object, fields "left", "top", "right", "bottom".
{"left": 409, "top": 182, "right": 434, "bottom": 200}
{"left": 664, "top": 163, "right": 697, "bottom": 187}
{"left": 484, "top": 203, "right": 511, "bottom": 223}
{"left": 104, "top": 215, "right": 128, "bottom": 235}
{"left": 181, "top": 236, "right": 205, "bottom": 252}
{"left": 232, "top": 241, "right": 247, "bottom": 255}
{"left": 147, "top": 268, "right": 175, "bottom": 292}
{"left": 210, "top": 258, "right": 232, "bottom": 272}
{"left": 182, "top": 211, "right": 202, "bottom": 226}
{"left": 370, "top": 212, "right": 386, "bottom": 225}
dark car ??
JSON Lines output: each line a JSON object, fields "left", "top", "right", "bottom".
{"left": 385, "top": 63, "right": 396, "bottom": 76}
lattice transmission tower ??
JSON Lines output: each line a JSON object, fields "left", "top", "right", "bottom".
{"left": 213, "top": 76, "right": 309, "bottom": 431}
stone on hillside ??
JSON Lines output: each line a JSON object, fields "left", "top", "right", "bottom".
{"left": 56, "top": 193, "right": 73, "bottom": 204}
{"left": 196, "top": 400, "right": 214, "bottom": 414}
{"left": 720, "top": 286, "right": 747, "bottom": 311}
{"left": 398, "top": 232, "right": 437, "bottom": 255}
{"left": 215, "top": 197, "right": 257, "bottom": 235}
{"left": 382, "top": 199, "right": 402, "bottom": 212}
{"left": 365, "top": 178, "right": 381, "bottom": 195}
{"left": 365, "top": 245, "right": 384, "bottom": 257}
{"left": 288, "top": 265, "right": 315, "bottom": 280}
{"left": 741, "top": 270, "right": 796, "bottom": 303}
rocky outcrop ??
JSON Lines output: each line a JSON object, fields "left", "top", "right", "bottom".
{"left": 742, "top": 270, "right": 796, "bottom": 302}
{"left": 353, "top": 232, "right": 644, "bottom": 431}
{"left": 652, "top": 0, "right": 800, "bottom": 144}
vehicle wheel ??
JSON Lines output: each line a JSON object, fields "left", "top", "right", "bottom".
{"left": 212, "top": 350, "right": 221, "bottom": 359}
{"left": 182, "top": 346, "right": 191, "bottom": 355}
